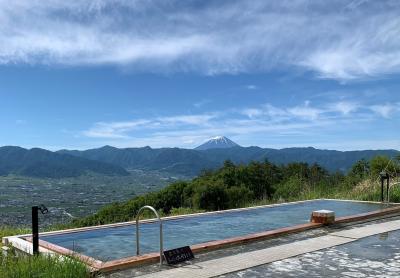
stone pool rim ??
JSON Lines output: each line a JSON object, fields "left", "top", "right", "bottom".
{"left": 3, "top": 198, "right": 400, "bottom": 273}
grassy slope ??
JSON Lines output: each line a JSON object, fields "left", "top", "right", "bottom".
{"left": 0, "top": 227, "right": 91, "bottom": 278}
{"left": 0, "top": 227, "right": 29, "bottom": 248}
{"left": 0, "top": 252, "right": 90, "bottom": 278}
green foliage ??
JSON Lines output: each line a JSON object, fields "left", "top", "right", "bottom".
{"left": 169, "top": 207, "right": 205, "bottom": 216}
{"left": 155, "top": 181, "right": 188, "bottom": 213}
{"left": 273, "top": 176, "right": 305, "bottom": 200}
{"left": 350, "top": 159, "right": 370, "bottom": 178}
{"left": 370, "top": 155, "right": 400, "bottom": 178}
{"left": 0, "top": 226, "right": 30, "bottom": 248}
{"left": 0, "top": 251, "right": 90, "bottom": 278}
{"left": 226, "top": 186, "right": 254, "bottom": 208}
{"left": 1, "top": 226, "right": 89, "bottom": 277}
{"left": 388, "top": 185, "right": 400, "bottom": 203}
{"left": 192, "top": 183, "right": 229, "bottom": 210}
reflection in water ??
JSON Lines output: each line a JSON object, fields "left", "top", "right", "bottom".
{"left": 379, "top": 232, "right": 388, "bottom": 240}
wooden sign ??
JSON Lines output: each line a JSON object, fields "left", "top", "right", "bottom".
{"left": 163, "top": 246, "right": 194, "bottom": 265}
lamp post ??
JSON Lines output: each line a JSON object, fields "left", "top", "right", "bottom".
{"left": 380, "top": 171, "right": 389, "bottom": 202}
{"left": 32, "top": 204, "right": 49, "bottom": 255}
{"left": 387, "top": 173, "right": 390, "bottom": 202}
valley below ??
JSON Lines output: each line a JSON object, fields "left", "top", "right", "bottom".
{"left": 0, "top": 171, "right": 187, "bottom": 227}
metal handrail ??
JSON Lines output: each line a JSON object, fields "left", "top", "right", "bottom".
{"left": 135, "top": 205, "right": 163, "bottom": 266}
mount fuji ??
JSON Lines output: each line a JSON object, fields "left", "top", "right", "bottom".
{"left": 195, "top": 136, "right": 240, "bottom": 150}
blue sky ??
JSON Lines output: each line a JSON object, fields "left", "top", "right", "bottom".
{"left": 0, "top": 0, "right": 399, "bottom": 151}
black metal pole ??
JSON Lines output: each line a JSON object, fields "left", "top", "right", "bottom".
{"left": 32, "top": 206, "right": 39, "bottom": 255}
{"left": 381, "top": 176, "right": 384, "bottom": 202}
{"left": 386, "top": 175, "right": 390, "bottom": 202}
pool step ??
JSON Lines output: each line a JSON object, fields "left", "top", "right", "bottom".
{"left": 137, "top": 219, "right": 400, "bottom": 278}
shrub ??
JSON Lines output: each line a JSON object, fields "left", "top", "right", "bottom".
{"left": 192, "top": 183, "right": 229, "bottom": 211}
{"left": 273, "top": 176, "right": 305, "bottom": 200}
{"left": 226, "top": 186, "right": 254, "bottom": 208}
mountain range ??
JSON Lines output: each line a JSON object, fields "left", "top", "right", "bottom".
{"left": 0, "top": 146, "right": 129, "bottom": 178}
{"left": 58, "top": 137, "right": 399, "bottom": 176}
{"left": 0, "top": 137, "right": 398, "bottom": 178}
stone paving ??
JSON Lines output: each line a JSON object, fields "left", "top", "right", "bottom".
{"left": 115, "top": 219, "right": 400, "bottom": 278}
{"left": 220, "top": 229, "right": 400, "bottom": 277}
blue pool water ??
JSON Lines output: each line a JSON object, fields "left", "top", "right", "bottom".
{"left": 41, "top": 200, "right": 393, "bottom": 261}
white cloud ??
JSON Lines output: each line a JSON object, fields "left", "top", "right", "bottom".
{"left": 193, "top": 99, "right": 211, "bottom": 108}
{"left": 242, "top": 101, "right": 361, "bottom": 121}
{"left": 287, "top": 105, "right": 322, "bottom": 120}
{"left": 328, "top": 101, "right": 359, "bottom": 115}
{"left": 369, "top": 103, "right": 397, "bottom": 118}
{"left": 159, "top": 114, "right": 217, "bottom": 125}
{"left": 263, "top": 104, "right": 288, "bottom": 118}
{"left": 83, "top": 120, "right": 151, "bottom": 138}
{"left": 83, "top": 113, "right": 217, "bottom": 139}
{"left": 241, "top": 108, "right": 263, "bottom": 118}
{"left": 2, "top": 1, "right": 400, "bottom": 80}
{"left": 245, "top": 85, "right": 258, "bottom": 90}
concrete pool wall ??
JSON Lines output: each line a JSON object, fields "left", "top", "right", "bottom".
{"left": 3, "top": 198, "right": 400, "bottom": 273}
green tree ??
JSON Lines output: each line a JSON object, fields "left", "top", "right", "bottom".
{"left": 370, "top": 155, "right": 399, "bottom": 178}
{"left": 220, "top": 160, "right": 237, "bottom": 188}
{"left": 283, "top": 162, "right": 309, "bottom": 180}
{"left": 350, "top": 159, "right": 370, "bottom": 178}
{"left": 309, "top": 163, "right": 328, "bottom": 188}
{"left": 155, "top": 181, "right": 188, "bottom": 213}
{"left": 237, "top": 161, "right": 280, "bottom": 199}
{"left": 273, "top": 176, "right": 305, "bottom": 200}
{"left": 226, "top": 186, "right": 254, "bottom": 208}
{"left": 193, "top": 182, "right": 229, "bottom": 211}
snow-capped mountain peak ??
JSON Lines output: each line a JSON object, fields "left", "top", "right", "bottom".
{"left": 195, "top": 136, "right": 240, "bottom": 150}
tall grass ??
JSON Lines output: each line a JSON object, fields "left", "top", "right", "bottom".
{"left": 0, "top": 226, "right": 30, "bottom": 248}
{"left": 0, "top": 250, "right": 90, "bottom": 278}
{"left": 0, "top": 227, "right": 91, "bottom": 278}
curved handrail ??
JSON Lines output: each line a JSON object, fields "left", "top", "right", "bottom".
{"left": 135, "top": 205, "right": 163, "bottom": 266}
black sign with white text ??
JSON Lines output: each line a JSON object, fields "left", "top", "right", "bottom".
{"left": 163, "top": 246, "right": 194, "bottom": 265}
